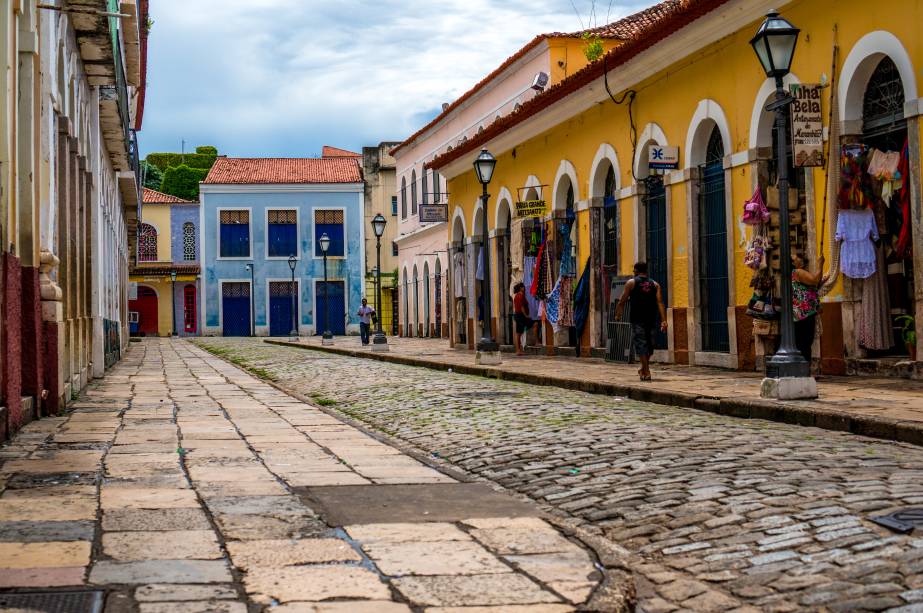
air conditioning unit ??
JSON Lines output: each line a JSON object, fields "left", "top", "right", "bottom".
{"left": 531, "top": 72, "right": 549, "bottom": 92}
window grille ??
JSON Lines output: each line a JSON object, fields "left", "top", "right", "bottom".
{"left": 183, "top": 222, "right": 196, "bottom": 261}
{"left": 220, "top": 210, "right": 249, "bottom": 224}
{"left": 138, "top": 224, "right": 157, "bottom": 262}
{"left": 268, "top": 210, "right": 297, "bottom": 224}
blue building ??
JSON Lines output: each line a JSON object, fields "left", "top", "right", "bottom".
{"left": 199, "top": 157, "right": 365, "bottom": 336}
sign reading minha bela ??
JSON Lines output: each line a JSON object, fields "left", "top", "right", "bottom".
{"left": 789, "top": 83, "right": 824, "bottom": 167}
{"left": 515, "top": 199, "right": 547, "bottom": 218}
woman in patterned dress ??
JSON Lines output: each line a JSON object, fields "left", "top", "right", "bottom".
{"left": 791, "top": 252, "right": 826, "bottom": 363}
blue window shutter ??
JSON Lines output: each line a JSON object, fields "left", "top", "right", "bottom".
{"left": 268, "top": 223, "right": 296, "bottom": 257}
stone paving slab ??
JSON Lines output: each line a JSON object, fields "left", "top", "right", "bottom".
{"left": 0, "top": 338, "right": 613, "bottom": 611}
{"left": 271, "top": 335, "right": 923, "bottom": 446}
{"left": 195, "top": 336, "right": 923, "bottom": 612}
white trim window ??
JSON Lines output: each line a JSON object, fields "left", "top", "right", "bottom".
{"left": 267, "top": 209, "right": 299, "bottom": 258}
{"left": 219, "top": 209, "right": 251, "bottom": 258}
{"left": 314, "top": 209, "right": 345, "bottom": 258}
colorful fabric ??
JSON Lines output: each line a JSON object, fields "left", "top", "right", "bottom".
{"left": 522, "top": 255, "right": 540, "bottom": 317}
{"left": 837, "top": 148, "right": 873, "bottom": 210}
{"left": 558, "top": 276, "right": 574, "bottom": 327}
{"left": 544, "top": 278, "right": 562, "bottom": 327}
{"left": 835, "top": 208, "right": 878, "bottom": 279}
{"left": 858, "top": 244, "right": 894, "bottom": 351}
{"left": 530, "top": 243, "right": 545, "bottom": 298}
{"left": 559, "top": 222, "right": 577, "bottom": 277}
{"left": 791, "top": 271, "right": 820, "bottom": 322}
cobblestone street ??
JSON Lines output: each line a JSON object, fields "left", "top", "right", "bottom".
{"left": 193, "top": 337, "right": 923, "bottom": 612}
{"left": 0, "top": 339, "right": 616, "bottom": 612}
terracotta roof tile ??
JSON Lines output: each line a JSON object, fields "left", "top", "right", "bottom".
{"left": 203, "top": 157, "right": 362, "bottom": 185}
{"left": 574, "top": 0, "right": 686, "bottom": 40}
{"left": 322, "top": 145, "right": 362, "bottom": 158}
{"left": 142, "top": 188, "right": 195, "bottom": 204}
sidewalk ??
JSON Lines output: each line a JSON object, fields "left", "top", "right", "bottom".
{"left": 0, "top": 339, "right": 628, "bottom": 612}
{"left": 270, "top": 336, "right": 923, "bottom": 447}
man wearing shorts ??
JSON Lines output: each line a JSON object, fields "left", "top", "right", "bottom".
{"left": 615, "top": 262, "right": 667, "bottom": 381}
{"left": 512, "top": 282, "right": 535, "bottom": 356}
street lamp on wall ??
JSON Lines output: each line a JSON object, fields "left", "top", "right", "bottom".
{"left": 319, "top": 232, "right": 333, "bottom": 345}
{"left": 371, "top": 213, "right": 389, "bottom": 351}
{"left": 170, "top": 270, "right": 178, "bottom": 336}
{"left": 288, "top": 255, "right": 298, "bottom": 340}
{"left": 751, "top": 10, "right": 814, "bottom": 397}
{"left": 473, "top": 148, "right": 501, "bottom": 365}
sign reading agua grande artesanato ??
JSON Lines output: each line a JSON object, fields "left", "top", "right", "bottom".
{"left": 789, "top": 83, "right": 824, "bottom": 167}
{"left": 515, "top": 199, "right": 547, "bottom": 218}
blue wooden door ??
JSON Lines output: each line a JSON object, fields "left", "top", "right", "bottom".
{"left": 222, "top": 282, "right": 251, "bottom": 337}
{"left": 269, "top": 281, "right": 296, "bottom": 336}
{"left": 645, "top": 178, "right": 668, "bottom": 349}
{"left": 316, "top": 281, "right": 346, "bottom": 335}
{"left": 698, "top": 128, "right": 730, "bottom": 352}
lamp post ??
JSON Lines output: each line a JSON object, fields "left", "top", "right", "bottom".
{"left": 371, "top": 213, "right": 389, "bottom": 351}
{"left": 751, "top": 10, "right": 815, "bottom": 398}
{"left": 245, "top": 263, "right": 255, "bottom": 337}
{"left": 170, "top": 270, "right": 178, "bottom": 336}
{"left": 288, "top": 255, "right": 298, "bottom": 340}
{"left": 319, "top": 232, "right": 333, "bottom": 345}
{"left": 473, "top": 148, "right": 501, "bottom": 365}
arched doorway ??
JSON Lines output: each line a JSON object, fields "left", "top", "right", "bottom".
{"left": 698, "top": 126, "right": 730, "bottom": 352}
{"left": 451, "top": 214, "right": 468, "bottom": 346}
{"left": 412, "top": 264, "right": 420, "bottom": 337}
{"left": 496, "top": 198, "right": 513, "bottom": 345}
{"left": 183, "top": 284, "right": 197, "bottom": 335}
{"left": 472, "top": 206, "right": 485, "bottom": 340}
{"left": 857, "top": 56, "right": 910, "bottom": 356}
{"left": 129, "top": 286, "right": 159, "bottom": 336}
{"left": 402, "top": 268, "right": 409, "bottom": 336}
{"left": 423, "top": 261, "right": 431, "bottom": 337}
{"left": 434, "top": 258, "right": 443, "bottom": 338}
{"left": 639, "top": 140, "right": 668, "bottom": 349}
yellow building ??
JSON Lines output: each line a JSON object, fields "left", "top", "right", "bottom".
{"left": 128, "top": 189, "right": 201, "bottom": 337}
{"left": 430, "top": 0, "right": 922, "bottom": 376}
{"left": 359, "top": 143, "right": 400, "bottom": 333}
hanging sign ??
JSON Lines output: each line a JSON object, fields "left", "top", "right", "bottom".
{"left": 515, "top": 199, "right": 547, "bottom": 218}
{"left": 789, "top": 83, "right": 824, "bottom": 167}
{"left": 128, "top": 282, "right": 138, "bottom": 301}
{"left": 419, "top": 204, "right": 447, "bottom": 223}
{"left": 648, "top": 146, "right": 679, "bottom": 170}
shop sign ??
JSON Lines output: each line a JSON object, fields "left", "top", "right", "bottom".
{"left": 515, "top": 199, "right": 547, "bottom": 218}
{"left": 419, "top": 204, "right": 447, "bottom": 223}
{"left": 648, "top": 146, "right": 679, "bottom": 170}
{"left": 128, "top": 282, "right": 138, "bottom": 301}
{"left": 789, "top": 83, "right": 824, "bottom": 167}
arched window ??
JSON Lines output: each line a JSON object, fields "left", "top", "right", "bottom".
{"left": 183, "top": 222, "right": 196, "bottom": 261}
{"left": 863, "top": 57, "right": 905, "bottom": 133}
{"left": 138, "top": 223, "right": 157, "bottom": 262}
{"left": 411, "top": 170, "right": 418, "bottom": 215}
{"left": 433, "top": 171, "right": 441, "bottom": 203}
{"left": 706, "top": 125, "right": 725, "bottom": 166}
{"left": 400, "top": 177, "right": 407, "bottom": 219}
{"left": 422, "top": 170, "right": 429, "bottom": 205}
{"left": 565, "top": 183, "right": 575, "bottom": 219}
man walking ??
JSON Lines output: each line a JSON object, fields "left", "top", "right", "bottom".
{"left": 615, "top": 262, "right": 667, "bottom": 381}
{"left": 357, "top": 298, "right": 375, "bottom": 346}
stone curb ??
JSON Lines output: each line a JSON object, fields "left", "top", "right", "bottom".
{"left": 265, "top": 340, "right": 923, "bottom": 448}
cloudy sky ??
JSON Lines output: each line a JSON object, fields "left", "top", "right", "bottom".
{"left": 141, "top": 0, "right": 650, "bottom": 157}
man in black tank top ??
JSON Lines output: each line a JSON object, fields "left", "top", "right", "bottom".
{"left": 615, "top": 262, "right": 668, "bottom": 381}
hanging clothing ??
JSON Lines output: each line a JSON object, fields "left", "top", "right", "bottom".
{"left": 867, "top": 148, "right": 900, "bottom": 180}
{"left": 530, "top": 242, "right": 545, "bottom": 298}
{"left": 558, "top": 277, "right": 574, "bottom": 328}
{"left": 895, "top": 138, "right": 913, "bottom": 258}
{"left": 453, "top": 251, "right": 466, "bottom": 298}
{"left": 573, "top": 259, "right": 591, "bottom": 338}
{"left": 559, "top": 222, "right": 577, "bottom": 278}
{"left": 522, "top": 256, "right": 540, "bottom": 319}
{"left": 542, "top": 244, "right": 554, "bottom": 298}
{"left": 545, "top": 278, "right": 562, "bottom": 329}
{"left": 837, "top": 148, "right": 873, "bottom": 210}
{"left": 475, "top": 246, "right": 485, "bottom": 281}
{"left": 835, "top": 208, "right": 879, "bottom": 279}
{"left": 858, "top": 244, "right": 894, "bottom": 351}
{"left": 510, "top": 218, "right": 524, "bottom": 274}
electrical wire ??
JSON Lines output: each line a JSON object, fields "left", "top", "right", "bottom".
{"left": 603, "top": 53, "right": 639, "bottom": 182}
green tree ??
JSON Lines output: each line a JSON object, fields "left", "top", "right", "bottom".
{"left": 160, "top": 164, "right": 209, "bottom": 201}
{"left": 141, "top": 160, "right": 163, "bottom": 191}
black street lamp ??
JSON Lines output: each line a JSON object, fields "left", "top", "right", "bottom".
{"left": 288, "top": 255, "right": 298, "bottom": 339}
{"left": 371, "top": 213, "right": 389, "bottom": 350}
{"left": 473, "top": 148, "right": 500, "bottom": 364}
{"left": 751, "top": 11, "right": 810, "bottom": 381}
{"left": 170, "top": 270, "right": 178, "bottom": 336}
{"left": 319, "top": 232, "right": 333, "bottom": 344}
{"left": 245, "top": 263, "right": 255, "bottom": 337}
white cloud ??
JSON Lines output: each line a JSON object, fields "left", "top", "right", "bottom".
{"left": 141, "top": 0, "right": 650, "bottom": 156}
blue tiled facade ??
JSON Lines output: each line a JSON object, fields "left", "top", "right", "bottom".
{"left": 199, "top": 185, "right": 365, "bottom": 336}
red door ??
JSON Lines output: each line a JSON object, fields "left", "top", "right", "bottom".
{"left": 129, "top": 286, "right": 159, "bottom": 336}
